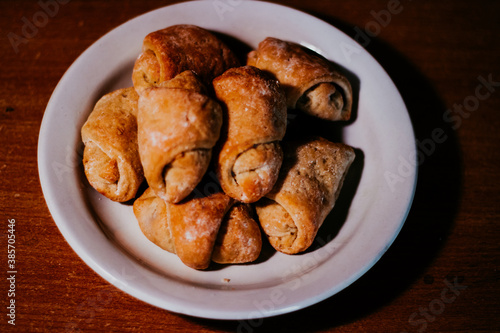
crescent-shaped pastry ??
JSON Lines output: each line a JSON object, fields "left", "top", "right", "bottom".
{"left": 247, "top": 37, "right": 353, "bottom": 121}
{"left": 81, "top": 87, "right": 144, "bottom": 202}
{"left": 132, "top": 24, "right": 240, "bottom": 94}
{"left": 133, "top": 187, "right": 262, "bottom": 269}
{"left": 212, "top": 203, "right": 262, "bottom": 265}
{"left": 168, "top": 191, "right": 232, "bottom": 269}
{"left": 213, "top": 66, "right": 287, "bottom": 203}
{"left": 255, "top": 137, "right": 355, "bottom": 254}
{"left": 137, "top": 70, "right": 222, "bottom": 203}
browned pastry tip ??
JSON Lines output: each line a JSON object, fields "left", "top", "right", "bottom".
{"left": 212, "top": 203, "right": 262, "bottom": 264}
{"left": 168, "top": 191, "right": 234, "bottom": 270}
{"left": 133, "top": 187, "right": 175, "bottom": 253}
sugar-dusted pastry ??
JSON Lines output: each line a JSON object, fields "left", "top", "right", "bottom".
{"left": 81, "top": 87, "right": 144, "bottom": 202}
{"left": 133, "top": 187, "right": 262, "bottom": 269}
{"left": 167, "top": 191, "right": 232, "bottom": 269}
{"left": 137, "top": 70, "right": 222, "bottom": 203}
{"left": 255, "top": 137, "right": 355, "bottom": 254}
{"left": 132, "top": 24, "right": 240, "bottom": 94}
{"left": 247, "top": 37, "right": 353, "bottom": 121}
{"left": 213, "top": 66, "right": 287, "bottom": 203}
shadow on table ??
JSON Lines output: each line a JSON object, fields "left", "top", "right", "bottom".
{"left": 184, "top": 14, "right": 462, "bottom": 333}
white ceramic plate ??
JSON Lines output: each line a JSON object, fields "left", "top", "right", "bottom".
{"left": 38, "top": 0, "right": 417, "bottom": 320}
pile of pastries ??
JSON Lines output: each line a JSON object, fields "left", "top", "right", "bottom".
{"left": 81, "top": 25, "right": 355, "bottom": 270}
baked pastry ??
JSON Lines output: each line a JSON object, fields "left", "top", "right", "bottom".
{"left": 133, "top": 187, "right": 262, "bottom": 269}
{"left": 213, "top": 66, "right": 287, "bottom": 203}
{"left": 212, "top": 203, "right": 262, "bottom": 265}
{"left": 137, "top": 70, "right": 222, "bottom": 203}
{"left": 132, "top": 24, "right": 240, "bottom": 94}
{"left": 81, "top": 87, "right": 144, "bottom": 202}
{"left": 255, "top": 137, "right": 355, "bottom": 254}
{"left": 247, "top": 37, "right": 353, "bottom": 121}
{"left": 132, "top": 187, "right": 175, "bottom": 253}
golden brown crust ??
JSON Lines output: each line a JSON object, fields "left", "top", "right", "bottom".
{"left": 247, "top": 37, "right": 352, "bottom": 121}
{"left": 213, "top": 66, "right": 287, "bottom": 203}
{"left": 163, "top": 149, "right": 212, "bottom": 203}
{"left": 133, "top": 187, "right": 262, "bottom": 269}
{"left": 133, "top": 187, "right": 175, "bottom": 253}
{"left": 132, "top": 49, "right": 161, "bottom": 93}
{"left": 255, "top": 137, "right": 355, "bottom": 254}
{"left": 168, "top": 192, "right": 234, "bottom": 270}
{"left": 157, "top": 66, "right": 208, "bottom": 92}
{"left": 255, "top": 198, "right": 297, "bottom": 251}
{"left": 81, "top": 87, "right": 144, "bottom": 202}
{"left": 212, "top": 203, "right": 262, "bottom": 264}
{"left": 132, "top": 24, "right": 240, "bottom": 94}
{"left": 137, "top": 71, "right": 222, "bottom": 203}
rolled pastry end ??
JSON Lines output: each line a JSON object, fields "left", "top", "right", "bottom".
{"left": 296, "top": 82, "right": 350, "bottom": 121}
{"left": 132, "top": 49, "right": 161, "bottom": 95}
{"left": 83, "top": 142, "right": 141, "bottom": 202}
{"left": 255, "top": 198, "right": 311, "bottom": 255}
{"left": 162, "top": 149, "right": 212, "bottom": 203}
{"left": 229, "top": 142, "right": 283, "bottom": 203}
{"left": 133, "top": 188, "right": 176, "bottom": 253}
{"left": 248, "top": 37, "right": 353, "bottom": 121}
{"left": 212, "top": 204, "right": 262, "bottom": 264}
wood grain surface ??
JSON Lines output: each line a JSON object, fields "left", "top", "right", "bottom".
{"left": 1, "top": 1, "right": 499, "bottom": 332}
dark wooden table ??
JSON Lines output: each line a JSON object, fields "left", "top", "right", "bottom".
{"left": 1, "top": 1, "right": 499, "bottom": 332}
